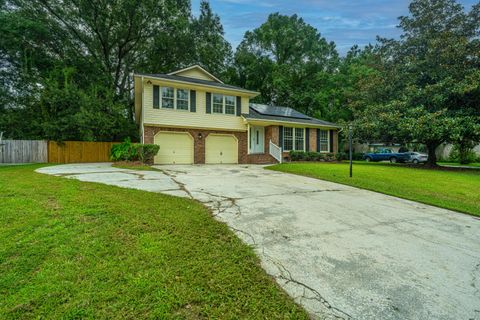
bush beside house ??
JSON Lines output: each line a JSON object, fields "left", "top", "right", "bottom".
{"left": 110, "top": 139, "right": 159, "bottom": 165}
{"left": 289, "top": 151, "right": 366, "bottom": 162}
{"left": 289, "top": 151, "right": 338, "bottom": 162}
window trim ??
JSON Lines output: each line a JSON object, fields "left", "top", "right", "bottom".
{"left": 176, "top": 88, "right": 190, "bottom": 111}
{"left": 318, "top": 129, "right": 330, "bottom": 153}
{"left": 211, "top": 93, "right": 237, "bottom": 116}
{"left": 161, "top": 87, "right": 175, "bottom": 109}
{"left": 158, "top": 86, "right": 190, "bottom": 111}
{"left": 212, "top": 93, "right": 224, "bottom": 114}
{"left": 283, "top": 127, "right": 305, "bottom": 151}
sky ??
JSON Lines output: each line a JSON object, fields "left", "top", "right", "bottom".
{"left": 191, "top": 0, "right": 478, "bottom": 55}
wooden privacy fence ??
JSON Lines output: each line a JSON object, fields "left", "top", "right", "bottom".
{"left": 0, "top": 140, "right": 48, "bottom": 163}
{"left": 0, "top": 140, "right": 118, "bottom": 163}
{"left": 48, "top": 141, "right": 117, "bottom": 163}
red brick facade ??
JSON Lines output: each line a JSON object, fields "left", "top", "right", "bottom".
{"left": 144, "top": 126, "right": 277, "bottom": 164}
{"left": 309, "top": 128, "right": 317, "bottom": 152}
{"left": 144, "top": 125, "right": 338, "bottom": 164}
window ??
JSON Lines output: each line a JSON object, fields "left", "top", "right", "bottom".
{"left": 211, "top": 94, "right": 236, "bottom": 115}
{"left": 213, "top": 94, "right": 223, "bottom": 113}
{"left": 162, "top": 87, "right": 174, "bottom": 109}
{"left": 319, "top": 130, "right": 329, "bottom": 152}
{"left": 176, "top": 89, "right": 189, "bottom": 110}
{"left": 157, "top": 86, "right": 189, "bottom": 110}
{"left": 283, "top": 127, "right": 293, "bottom": 151}
{"left": 225, "top": 95, "right": 236, "bottom": 115}
{"left": 283, "top": 127, "right": 305, "bottom": 151}
{"left": 295, "top": 128, "right": 304, "bottom": 150}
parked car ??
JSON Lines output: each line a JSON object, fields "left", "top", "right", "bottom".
{"left": 363, "top": 148, "right": 410, "bottom": 163}
{"left": 406, "top": 152, "right": 428, "bottom": 164}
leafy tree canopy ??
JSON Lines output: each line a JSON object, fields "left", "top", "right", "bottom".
{"left": 233, "top": 13, "right": 339, "bottom": 119}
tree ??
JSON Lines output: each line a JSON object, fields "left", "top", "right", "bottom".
{"left": 329, "top": 45, "right": 382, "bottom": 122}
{"left": 353, "top": 0, "right": 480, "bottom": 166}
{"left": 233, "top": 13, "right": 339, "bottom": 118}
{"left": 191, "top": 1, "right": 233, "bottom": 77}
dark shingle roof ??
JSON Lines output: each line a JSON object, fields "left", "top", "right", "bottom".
{"left": 243, "top": 103, "right": 340, "bottom": 128}
{"left": 134, "top": 73, "right": 258, "bottom": 94}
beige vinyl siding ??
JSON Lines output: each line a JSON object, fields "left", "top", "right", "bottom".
{"left": 143, "top": 81, "right": 250, "bottom": 131}
{"left": 175, "top": 69, "right": 217, "bottom": 81}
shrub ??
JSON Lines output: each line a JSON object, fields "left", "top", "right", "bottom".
{"left": 110, "top": 138, "right": 138, "bottom": 161}
{"left": 448, "top": 144, "right": 478, "bottom": 164}
{"left": 289, "top": 151, "right": 304, "bottom": 161}
{"left": 352, "top": 152, "right": 365, "bottom": 161}
{"left": 110, "top": 139, "right": 159, "bottom": 164}
{"left": 135, "top": 144, "right": 160, "bottom": 165}
{"left": 336, "top": 152, "right": 347, "bottom": 161}
{"left": 305, "top": 151, "right": 318, "bottom": 161}
{"left": 288, "top": 151, "right": 338, "bottom": 162}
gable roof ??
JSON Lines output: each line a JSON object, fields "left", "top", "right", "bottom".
{"left": 243, "top": 103, "right": 340, "bottom": 128}
{"left": 134, "top": 72, "right": 259, "bottom": 96}
{"left": 168, "top": 65, "right": 224, "bottom": 83}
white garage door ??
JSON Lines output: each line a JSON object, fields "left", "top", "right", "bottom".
{"left": 154, "top": 132, "right": 194, "bottom": 164}
{"left": 205, "top": 134, "right": 238, "bottom": 164}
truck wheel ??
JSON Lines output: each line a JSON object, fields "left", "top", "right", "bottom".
{"left": 365, "top": 157, "right": 372, "bottom": 162}
{"left": 413, "top": 159, "right": 419, "bottom": 164}
{"left": 390, "top": 157, "right": 397, "bottom": 163}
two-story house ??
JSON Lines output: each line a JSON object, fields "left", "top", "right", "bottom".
{"left": 134, "top": 65, "right": 340, "bottom": 165}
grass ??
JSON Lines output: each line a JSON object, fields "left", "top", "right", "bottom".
{"left": 267, "top": 162, "right": 480, "bottom": 216}
{"left": 0, "top": 165, "right": 308, "bottom": 319}
{"left": 438, "top": 162, "right": 480, "bottom": 168}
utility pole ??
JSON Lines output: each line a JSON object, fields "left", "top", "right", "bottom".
{"left": 349, "top": 124, "right": 353, "bottom": 178}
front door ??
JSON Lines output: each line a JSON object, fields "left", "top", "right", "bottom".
{"left": 250, "top": 126, "right": 265, "bottom": 154}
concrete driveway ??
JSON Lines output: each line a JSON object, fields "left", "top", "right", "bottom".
{"left": 37, "top": 163, "right": 480, "bottom": 320}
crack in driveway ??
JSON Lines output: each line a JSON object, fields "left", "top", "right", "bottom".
{"left": 264, "top": 252, "right": 353, "bottom": 320}
{"left": 158, "top": 169, "right": 194, "bottom": 199}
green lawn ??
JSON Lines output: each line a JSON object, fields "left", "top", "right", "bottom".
{"left": 268, "top": 162, "right": 480, "bottom": 216}
{"left": 0, "top": 165, "right": 307, "bottom": 319}
{"left": 439, "top": 162, "right": 480, "bottom": 168}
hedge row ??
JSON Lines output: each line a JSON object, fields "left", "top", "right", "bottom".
{"left": 289, "top": 151, "right": 365, "bottom": 162}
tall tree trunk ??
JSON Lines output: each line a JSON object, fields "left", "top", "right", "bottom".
{"left": 426, "top": 142, "right": 439, "bottom": 167}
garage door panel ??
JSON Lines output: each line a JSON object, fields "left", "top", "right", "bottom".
{"left": 205, "top": 135, "right": 238, "bottom": 164}
{"left": 154, "top": 132, "right": 193, "bottom": 164}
